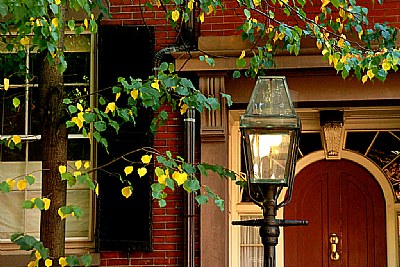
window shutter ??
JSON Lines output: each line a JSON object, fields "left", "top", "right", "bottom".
{"left": 96, "top": 26, "right": 154, "bottom": 251}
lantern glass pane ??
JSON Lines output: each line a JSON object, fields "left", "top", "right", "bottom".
{"left": 248, "top": 132, "right": 290, "bottom": 184}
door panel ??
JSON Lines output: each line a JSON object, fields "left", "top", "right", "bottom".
{"left": 284, "top": 160, "right": 386, "bottom": 267}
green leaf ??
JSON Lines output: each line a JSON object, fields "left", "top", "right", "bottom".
{"left": 221, "top": 93, "right": 233, "bottom": 106}
{"left": 67, "top": 255, "right": 80, "bottom": 267}
{"left": 183, "top": 179, "right": 200, "bottom": 192}
{"left": 34, "top": 198, "right": 45, "bottom": 210}
{"left": 165, "top": 178, "right": 175, "bottom": 191}
{"left": 99, "top": 97, "right": 106, "bottom": 105}
{"left": 159, "top": 62, "right": 169, "bottom": 71}
{"left": 233, "top": 70, "right": 241, "bottom": 78}
{"left": 195, "top": 195, "right": 209, "bottom": 205}
{"left": 236, "top": 58, "right": 246, "bottom": 68}
{"left": 244, "top": 9, "right": 251, "bottom": 19}
{"left": 68, "top": 20, "right": 76, "bottom": 31}
{"left": 13, "top": 97, "right": 20, "bottom": 108}
{"left": 25, "top": 175, "right": 35, "bottom": 185}
{"left": 83, "top": 113, "right": 96, "bottom": 123}
{"left": 214, "top": 198, "right": 225, "bottom": 211}
{"left": 63, "top": 98, "right": 72, "bottom": 104}
{"left": 0, "top": 181, "right": 10, "bottom": 192}
{"left": 68, "top": 105, "right": 78, "bottom": 114}
{"left": 158, "top": 199, "right": 167, "bottom": 207}
{"left": 94, "top": 121, "right": 107, "bottom": 132}
{"left": 22, "top": 200, "right": 35, "bottom": 209}
{"left": 81, "top": 254, "right": 93, "bottom": 267}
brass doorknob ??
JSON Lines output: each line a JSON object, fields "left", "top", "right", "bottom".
{"left": 329, "top": 233, "right": 340, "bottom": 261}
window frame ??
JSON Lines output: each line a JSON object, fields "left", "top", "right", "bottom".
{"left": 0, "top": 31, "right": 97, "bottom": 255}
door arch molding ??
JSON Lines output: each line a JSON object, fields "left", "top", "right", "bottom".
{"left": 280, "top": 149, "right": 399, "bottom": 266}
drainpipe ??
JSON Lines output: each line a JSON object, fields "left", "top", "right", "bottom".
{"left": 184, "top": 108, "right": 196, "bottom": 267}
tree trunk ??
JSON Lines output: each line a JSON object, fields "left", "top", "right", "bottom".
{"left": 39, "top": 6, "right": 67, "bottom": 267}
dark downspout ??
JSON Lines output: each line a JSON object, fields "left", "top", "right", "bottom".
{"left": 184, "top": 108, "right": 196, "bottom": 267}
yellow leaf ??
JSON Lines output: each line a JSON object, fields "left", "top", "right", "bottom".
{"left": 52, "top": 18, "right": 58, "bottom": 28}
{"left": 339, "top": 8, "right": 345, "bottom": 17}
{"left": 95, "top": 183, "right": 99, "bottom": 196}
{"left": 367, "top": 69, "right": 374, "bottom": 79}
{"left": 6, "top": 178, "right": 15, "bottom": 189}
{"left": 207, "top": 5, "right": 213, "bottom": 15}
{"left": 171, "top": 10, "right": 180, "bottom": 22}
{"left": 337, "top": 38, "right": 345, "bottom": 48}
{"left": 59, "top": 257, "right": 67, "bottom": 267}
{"left": 141, "top": 155, "right": 152, "bottom": 164}
{"left": 239, "top": 50, "right": 245, "bottom": 59}
{"left": 91, "top": 13, "right": 95, "bottom": 20}
{"left": 42, "top": 198, "right": 51, "bottom": 210}
{"left": 180, "top": 104, "right": 188, "bottom": 115}
{"left": 358, "top": 30, "right": 363, "bottom": 40}
{"left": 158, "top": 175, "right": 167, "bottom": 184}
{"left": 3, "top": 78, "right": 9, "bottom": 91}
{"left": 121, "top": 186, "right": 132, "bottom": 198}
{"left": 27, "top": 260, "right": 37, "bottom": 267}
{"left": 77, "top": 103, "right": 83, "bottom": 112}
{"left": 253, "top": 0, "right": 261, "bottom": 6}
{"left": 138, "top": 167, "right": 147, "bottom": 177}
{"left": 84, "top": 161, "right": 90, "bottom": 169}
{"left": 151, "top": 79, "right": 160, "bottom": 90}
{"left": 58, "top": 208, "right": 68, "bottom": 220}
{"left": 71, "top": 117, "right": 83, "bottom": 130}
{"left": 20, "top": 37, "right": 29, "bottom": 46}
{"left": 84, "top": 18, "right": 89, "bottom": 29}
{"left": 124, "top": 166, "right": 133, "bottom": 175}
{"left": 59, "top": 165, "right": 67, "bottom": 174}
{"left": 35, "top": 250, "right": 42, "bottom": 260}
{"left": 115, "top": 92, "right": 121, "bottom": 101}
{"left": 188, "top": 0, "right": 194, "bottom": 11}
{"left": 382, "top": 59, "right": 391, "bottom": 71}
{"left": 199, "top": 12, "right": 205, "bottom": 23}
{"left": 45, "top": 258, "right": 52, "bottom": 267}
{"left": 131, "top": 89, "right": 139, "bottom": 100}
{"left": 12, "top": 135, "right": 21, "bottom": 145}
{"left": 106, "top": 102, "right": 116, "bottom": 113}
{"left": 316, "top": 41, "right": 322, "bottom": 50}
{"left": 172, "top": 171, "right": 188, "bottom": 186}
{"left": 75, "top": 160, "right": 82, "bottom": 170}
{"left": 17, "top": 180, "right": 27, "bottom": 191}
{"left": 321, "top": 0, "right": 330, "bottom": 8}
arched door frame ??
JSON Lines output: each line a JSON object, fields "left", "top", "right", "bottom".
{"left": 278, "top": 150, "right": 399, "bottom": 266}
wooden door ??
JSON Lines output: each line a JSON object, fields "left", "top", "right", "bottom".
{"left": 284, "top": 160, "right": 387, "bottom": 267}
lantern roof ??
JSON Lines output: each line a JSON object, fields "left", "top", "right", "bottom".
{"left": 240, "top": 76, "right": 301, "bottom": 130}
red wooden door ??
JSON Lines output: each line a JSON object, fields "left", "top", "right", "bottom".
{"left": 284, "top": 160, "right": 387, "bottom": 267}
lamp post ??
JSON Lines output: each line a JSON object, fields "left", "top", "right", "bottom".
{"left": 233, "top": 76, "right": 308, "bottom": 267}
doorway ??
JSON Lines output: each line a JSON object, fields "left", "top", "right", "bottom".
{"left": 284, "top": 159, "right": 387, "bottom": 266}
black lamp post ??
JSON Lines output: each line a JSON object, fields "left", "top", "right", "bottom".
{"left": 233, "top": 76, "right": 308, "bottom": 267}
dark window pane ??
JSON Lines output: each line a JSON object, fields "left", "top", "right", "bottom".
{"left": 0, "top": 143, "right": 25, "bottom": 161}
{"left": 0, "top": 88, "right": 26, "bottom": 135}
{"left": 345, "top": 131, "right": 378, "bottom": 155}
{"left": 367, "top": 131, "right": 400, "bottom": 168}
{"left": 63, "top": 52, "right": 90, "bottom": 84}
{"left": 298, "top": 132, "right": 322, "bottom": 158}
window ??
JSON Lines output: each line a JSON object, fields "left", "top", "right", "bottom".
{"left": 0, "top": 33, "right": 94, "bottom": 246}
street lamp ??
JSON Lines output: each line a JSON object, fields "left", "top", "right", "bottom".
{"left": 233, "top": 76, "right": 307, "bottom": 267}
